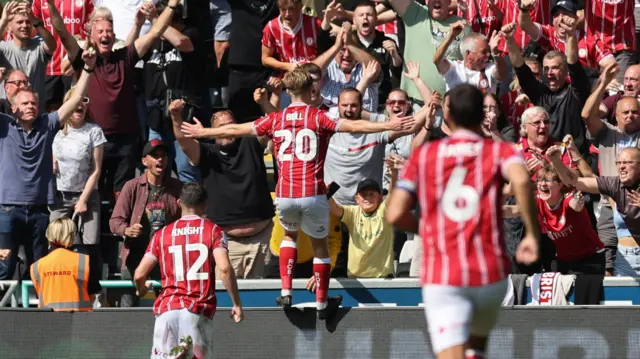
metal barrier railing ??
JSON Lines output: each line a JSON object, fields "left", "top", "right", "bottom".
{"left": 0, "top": 280, "right": 19, "bottom": 307}
{"left": 20, "top": 280, "right": 162, "bottom": 308}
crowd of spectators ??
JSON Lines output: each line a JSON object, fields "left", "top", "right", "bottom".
{"left": 0, "top": 0, "right": 639, "bottom": 307}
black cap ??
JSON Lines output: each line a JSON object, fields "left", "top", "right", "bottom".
{"left": 551, "top": 0, "right": 577, "bottom": 15}
{"left": 142, "top": 139, "right": 167, "bottom": 157}
{"left": 356, "top": 179, "right": 382, "bottom": 195}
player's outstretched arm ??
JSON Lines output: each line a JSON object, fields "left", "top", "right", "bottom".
{"left": 133, "top": 256, "right": 157, "bottom": 297}
{"left": 181, "top": 120, "right": 255, "bottom": 140}
{"left": 214, "top": 250, "right": 244, "bottom": 323}
{"left": 338, "top": 115, "right": 415, "bottom": 134}
{"left": 385, "top": 188, "right": 418, "bottom": 233}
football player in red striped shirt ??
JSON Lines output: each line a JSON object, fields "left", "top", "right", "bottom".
{"left": 180, "top": 69, "right": 414, "bottom": 320}
{"left": 134, "top": 183, "right": 243, "bottom": 359}
{"left": 386, "top": 84, "right": 539, "bottom": 359}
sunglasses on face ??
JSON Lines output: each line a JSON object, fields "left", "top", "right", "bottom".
{"left": 386, "top": 100, "right": 408, "bottom": 106}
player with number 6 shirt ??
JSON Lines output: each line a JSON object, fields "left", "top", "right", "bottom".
{"left": 386, "top": 84, "right": 539, "bottom": 359}
{"left": 179, "top": 68, "right": 415, "bottom": 320}
{"left": 134, "top": 183, "right": 243, "bottom": 359}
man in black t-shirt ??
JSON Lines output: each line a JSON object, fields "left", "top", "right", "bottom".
{"left": 142, "top": 1, "right": 205, "bottom": 183}
{"left": 169, "top": 100, "right": 275, "bottom": 279}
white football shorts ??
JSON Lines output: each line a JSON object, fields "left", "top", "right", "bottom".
{"left": 275, "top": 195, "right": 330, "bottom": 238}
{"left": 151, "top": 308, "right": 214, "bottom": 359}
{"left": 422, "top": 280, "right": 507, "bottom": 354}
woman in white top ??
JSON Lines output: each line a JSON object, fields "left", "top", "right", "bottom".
{"left": 50, "top": 88, "right": 106, "bottom": 247}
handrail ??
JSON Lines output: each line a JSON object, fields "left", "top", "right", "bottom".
{"left": 19, "top": 277, "right": 640, "bottom": 308}
{"left": 0, "top": 280, "right": 19, "bottom": 307}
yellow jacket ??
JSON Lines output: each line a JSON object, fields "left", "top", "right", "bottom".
{"left": 269, "top": 194, "right": 342, "bottom": 267}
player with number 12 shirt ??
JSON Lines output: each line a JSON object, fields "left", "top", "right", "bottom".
{"left": 134, "top": 183, "right": 243, "bottom": 359}
{"left": 180, "top": 69, "right": 415, "bottom": 320}
{"left": 386, "top": 85, "right": 539, "bottom": 359}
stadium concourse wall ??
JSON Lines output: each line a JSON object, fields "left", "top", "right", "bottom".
{"left": 1, "top": 307, "right": 640, "bottom": 359}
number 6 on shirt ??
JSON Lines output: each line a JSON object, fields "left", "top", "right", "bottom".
{"left": 441, "top": 167, "right": 480, "bottom": 222}
{"left": 168, "top": 243, "right": 209, "bottom": 282}
{"left": 274, "top": 129, "right": 318, "bottom": 162}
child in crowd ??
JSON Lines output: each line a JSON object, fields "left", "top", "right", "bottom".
{"left": 328, "top": 154, "right": 405, "bottom": 278}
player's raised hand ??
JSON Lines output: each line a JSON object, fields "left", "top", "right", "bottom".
{"left": 181, "top": 118, "right": 206, "bottom": 139}
{"left": 515, "top": 235, "right": 538, "bottom": 265}
{"left": 231, "top": 305, "right": 244, "bottom": 323}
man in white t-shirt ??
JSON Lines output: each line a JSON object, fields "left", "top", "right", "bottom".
{"left": 434, "top": 20, "right": 507, "bottom": 94}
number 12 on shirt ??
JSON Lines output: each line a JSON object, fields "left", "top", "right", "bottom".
{"left": 168, "top": 244, "right": 209, "bottom": 282}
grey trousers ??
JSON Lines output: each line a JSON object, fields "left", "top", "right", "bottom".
{"left": 49, "top": 190, "right": 101, "bottom": 245}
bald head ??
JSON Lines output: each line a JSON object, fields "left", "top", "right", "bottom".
{"left": 615, "top": 96, "right": 640, "bottom": 134}
{"left": 624, "top": 65, "right": 640, "bottom": 98}
{"left": 620, "top": 147, "right": 640, "bottom": 160}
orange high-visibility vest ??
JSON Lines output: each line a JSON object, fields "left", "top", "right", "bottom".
{"left": 30, "top": 248, "right": 92, "bottom": 312}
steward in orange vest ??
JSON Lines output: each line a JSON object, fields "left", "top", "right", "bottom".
{"left": 30, "top": 218, "right": 100, "bottom": 311}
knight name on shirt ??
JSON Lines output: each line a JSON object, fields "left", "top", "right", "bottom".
{"left": 439, "top": 142, "right": 484, "bottom": 158}
{"left": 171, "top": 226, "right": 204, "bottom": 237}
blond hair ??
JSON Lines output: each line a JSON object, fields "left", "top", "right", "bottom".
{"left": 283, "top": 69, "right": 313, "bottom": 96}
{"left": 60, "top": 88, "right": 92, "bottom": 135}
{"left": 46, "top": 218, "right": 77, "bottom": 248}
{"left": 90, "top": 7, "right": 113, "bottom": 24}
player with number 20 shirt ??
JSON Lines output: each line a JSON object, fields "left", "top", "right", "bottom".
{"left": 134, "top": 183, "right": 243, "bottom": 359}
{"left": 386, "top": 85, "right": 539, "bottom": 359}
{"left": 179, "top": 69, "right": 414, "bottom": 320}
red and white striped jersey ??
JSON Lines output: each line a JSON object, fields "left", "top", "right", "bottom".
{"left": 536, "top": 24, "right": 612, "bottom": 69}
{"left": 497, "top": 0, "right": 551, "bottom": 52}
{"left": 398, "top": 130, "right": 523, "bottom": 287}
{"left": 33, "top": 0, "right": 94, "bottom": 76}
{"left": 585, "top": 0, "right": 636, "bottom": 54}
{"left": 376, "top": 19, "right": 399, "bottom": 36}
{"left": 457, "top": 0, "right": 505, "bottom": 37}
{"left": 145, "top": 215, "right": 227, "bottom": 319}
{"left": 252, "top": 103, "right": 343, "bottom": 198}
{"left": 261, "top": 13, "right": 322, "bottom": 65}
